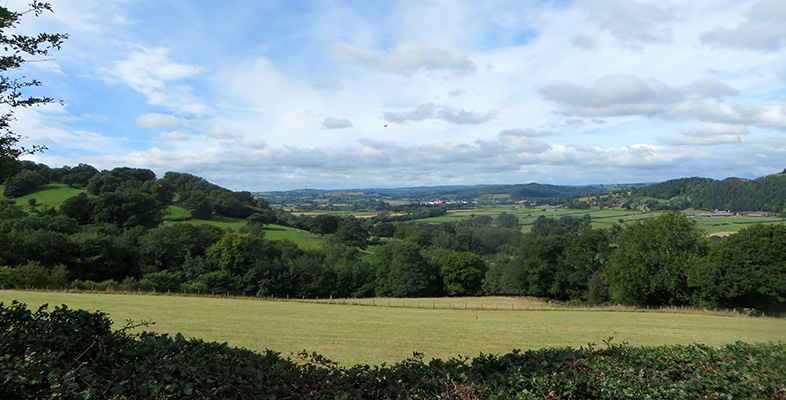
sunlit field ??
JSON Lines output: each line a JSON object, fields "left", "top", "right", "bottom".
{"left": 3, "top": 290, "right": 784, "bottom": 366}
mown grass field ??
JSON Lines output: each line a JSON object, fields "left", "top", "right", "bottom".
{"left": 2, "top": 290, "right": 784, "bottom": 366}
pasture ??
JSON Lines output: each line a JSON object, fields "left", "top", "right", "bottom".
{"left": 416, "top": 206, "right": 786, "bottom": 235}
{"left": 2, "top": 290, "right": 784, "bottom": 366}
{"left": 2, "top": 184, "right": 85, "bottom": 209}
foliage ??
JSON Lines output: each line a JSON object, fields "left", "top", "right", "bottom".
{"left": 605, "top": 212, "right": 708, "bottom": 306}
{"left": 0, "top": 2, "right": 67, "bottom": 178}
{"left": 690, "top": 223, "right": 786, "bottom": 313}
{"left": 1, "top": 168, "right": 46, "bottom": 197}
{"left": 90, "top": 190, "right": 165, "bottom": 228}
{"left": 86, "top": 167, "right": 157, "bottom": 195}
{"left": 2, "top": 301, "right": 786, "bottom": 399}
{"left": 429, "top": 248, "right": 486, "bottom": 296}
{"left": 631, "top": 173, "right": 786, "bottom": 213}
{"left": 374, "top": 240, "right": 441, "bottom": 297}
{"left": 530, "top": 214, "right": 592, "bottom": 236}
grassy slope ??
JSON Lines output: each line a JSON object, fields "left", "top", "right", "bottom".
{"left": 2, "top": 290, "right": 784, "bottom": 366}
{"left": 261, "top": 224, "right": 323, "bottom": 249}
{"left": 1, "top": 184, "right": 85, "bottom": 209}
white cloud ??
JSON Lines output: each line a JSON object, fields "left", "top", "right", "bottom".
{"left": 659, "top": 123, "right": 748, "bottom": 146}
{"left": 700, "top": 0, "right": 786, "bottom": 52}
{"left": 13, "top": 1, "right": 786, "bottom": 190}
{"left": 322, "top": 117, "right": 353, "bottom": 129}
{"left": 136, "top": 113, "right": 183, "bottom": 130}
{"left": 689, "top": 79, "right": 739, "bottom": 98}
{"left": 154, "top": 130, "right": 190, "bottom": 141}
{"left": 104, "top": 46, "right": 206, "bottom": 114}
{"left": 328, "top": 42, "right": 476, "bottom": 75}
{"left": 579, "top": 0, "right": 677, "bottom": 49}
{"left": 498, "top": 128, "right": 554, "bottom": 138}
{"left": 383, "top": 103, "right": 496, "bottom": 125}
{"left": 539, "top": 74, "right": 683, "bottom": 117}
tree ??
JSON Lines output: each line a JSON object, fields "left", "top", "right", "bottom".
{"left": 205, "top": 232, "right": 278, "bottom": 276}
{"left": 604, "top": 212, "right": 708, "bottom": 306}
{"left": 91, "top": 190, "right": 165, "bottom": 228}
{"left": 429, "top": 248, "right": 485, "bottom": 296}
{"left": 332, "top": 219, "right": 370, "bottom": 249}
{"left": 530, "top": 214, "right": 591, "bottom": 237}
{"left": 2, "top": 168, "right": 46, "bottom": 197}
{"left": 246, "top": 210, "right": 277, "bottom": 226}
{"left": 58, "top": 193, "right": 93, "bottom": 225}
{"left": 495, "top": 212, "right": 519, "bottom": 229}
{"left": 138, "top": 223, "right": 225, "bottom": 270}
{"left": 689, "top": 224, "right": 786, "bottom": 313}
{"left": 374, "top": 240, "right": 440, "bottom": 297}
{"left": 61, "top": 163, "right": 98, "bottom": 188}
{"left": 0, "top": 3, "right": 67, "bottom": 178}
{"left": 308, "top": 214, "right": 341, "bottom": 235}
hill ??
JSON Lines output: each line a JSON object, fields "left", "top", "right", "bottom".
{"left": 257, "top": 182, "right": 637, "bottom": 206}
{"left": 630, "top": 170, "right": 786, "bottom": 213}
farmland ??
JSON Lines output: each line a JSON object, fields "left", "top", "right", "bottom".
{"left": 2, "top": 290, "right": 784, "bottom": 366}
{"left": 292, "top": 203, "right": 786, "bottom": 236}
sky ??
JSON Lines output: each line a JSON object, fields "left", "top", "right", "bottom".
{"left": 5, "top": 0, "right": 786, "bottom": 191}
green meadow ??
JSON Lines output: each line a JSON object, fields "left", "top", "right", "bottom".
{"left": 1, "top": 183, "right": 85, "bottom": 209}
{"left": 2, "top": 290, "right": 784, "bottom": 366}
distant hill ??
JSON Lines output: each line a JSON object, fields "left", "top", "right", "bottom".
{"left": 631, "top": 170, "right": 786, "bottom": 213}
{"left": 257, "top": 183, "right": 629, "bottom": 204}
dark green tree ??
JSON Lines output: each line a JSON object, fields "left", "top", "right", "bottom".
{"left": 689, "top": 224, "right": 786, "bottom": 313}
{"left": 2, "top": 169, "right": 46, "bottom": 197}
{"left": 374, "top": 240, "right": 440, "bottom": 297}
{"left": 60, "top": 163, "right": 98, "bottom": 188}
{"left": 429, "top": 248, "right": 485, "bottom": 296}
{"left": 605, "top": 212, "right": 708, "bottom": 306}
{"left": 308, "top": 214, "right": 341, "bottom": 235}
{"left": 58, "top": 193, "right": 93, "bottom": 225}
{"left": 138, "top": 223, "right": 225, "bottom": 270}
{"left": 90, "top": 190, "right": 165, "bottom": 228}
{"left": 332, "top": 219, "right": 370, "bottom": 249}
{"left": 495, "top": 212, "right": 520, "bottom": 228}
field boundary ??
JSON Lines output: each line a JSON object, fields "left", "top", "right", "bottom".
{"left": 1, "top": 288, "right": 767, "bottom": 319}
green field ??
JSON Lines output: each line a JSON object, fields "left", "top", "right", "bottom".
{"left": 261, "top": 225, "right": 324, "bottom": 249}
{"left": 1, "top": 183, "right": 85, "bottom": 209}
{"left": 163, "top": 205, "right": 191, "bottom": 220}
{"left": 2, "top": 290, "right": 784, "bottom": 365}
{"left": 416, "top": 206, "right": 786, "bottom": 235}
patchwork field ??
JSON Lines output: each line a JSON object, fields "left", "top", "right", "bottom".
{"left": 417, "top": 206, "right": 786, "bottom": 235}
{"left": 2, "top": 290, "right": 784, "bottom": 366}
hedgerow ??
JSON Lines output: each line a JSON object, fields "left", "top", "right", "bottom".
{"left": 2, "top": 301, "right": 785, "bottom": 399}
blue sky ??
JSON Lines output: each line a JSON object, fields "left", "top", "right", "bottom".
{"left": 7, "top": 0, "right": 786, "bottom": 191}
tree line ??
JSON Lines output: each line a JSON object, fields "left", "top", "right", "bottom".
{"left": 1, "top": 162, "right": 785, "bottom": 314}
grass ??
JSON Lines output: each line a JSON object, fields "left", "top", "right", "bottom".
{"left": 163, "top": 205, "right": 191, "bottom": 221}
{"left": 2, "top": 184, "right": 85, "bottom": 210}
{"left": 261, "top": 225, "right": 323, "bottom": 249}
{"left": 2, "top": 290, "right": 784, "bottom": 366}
